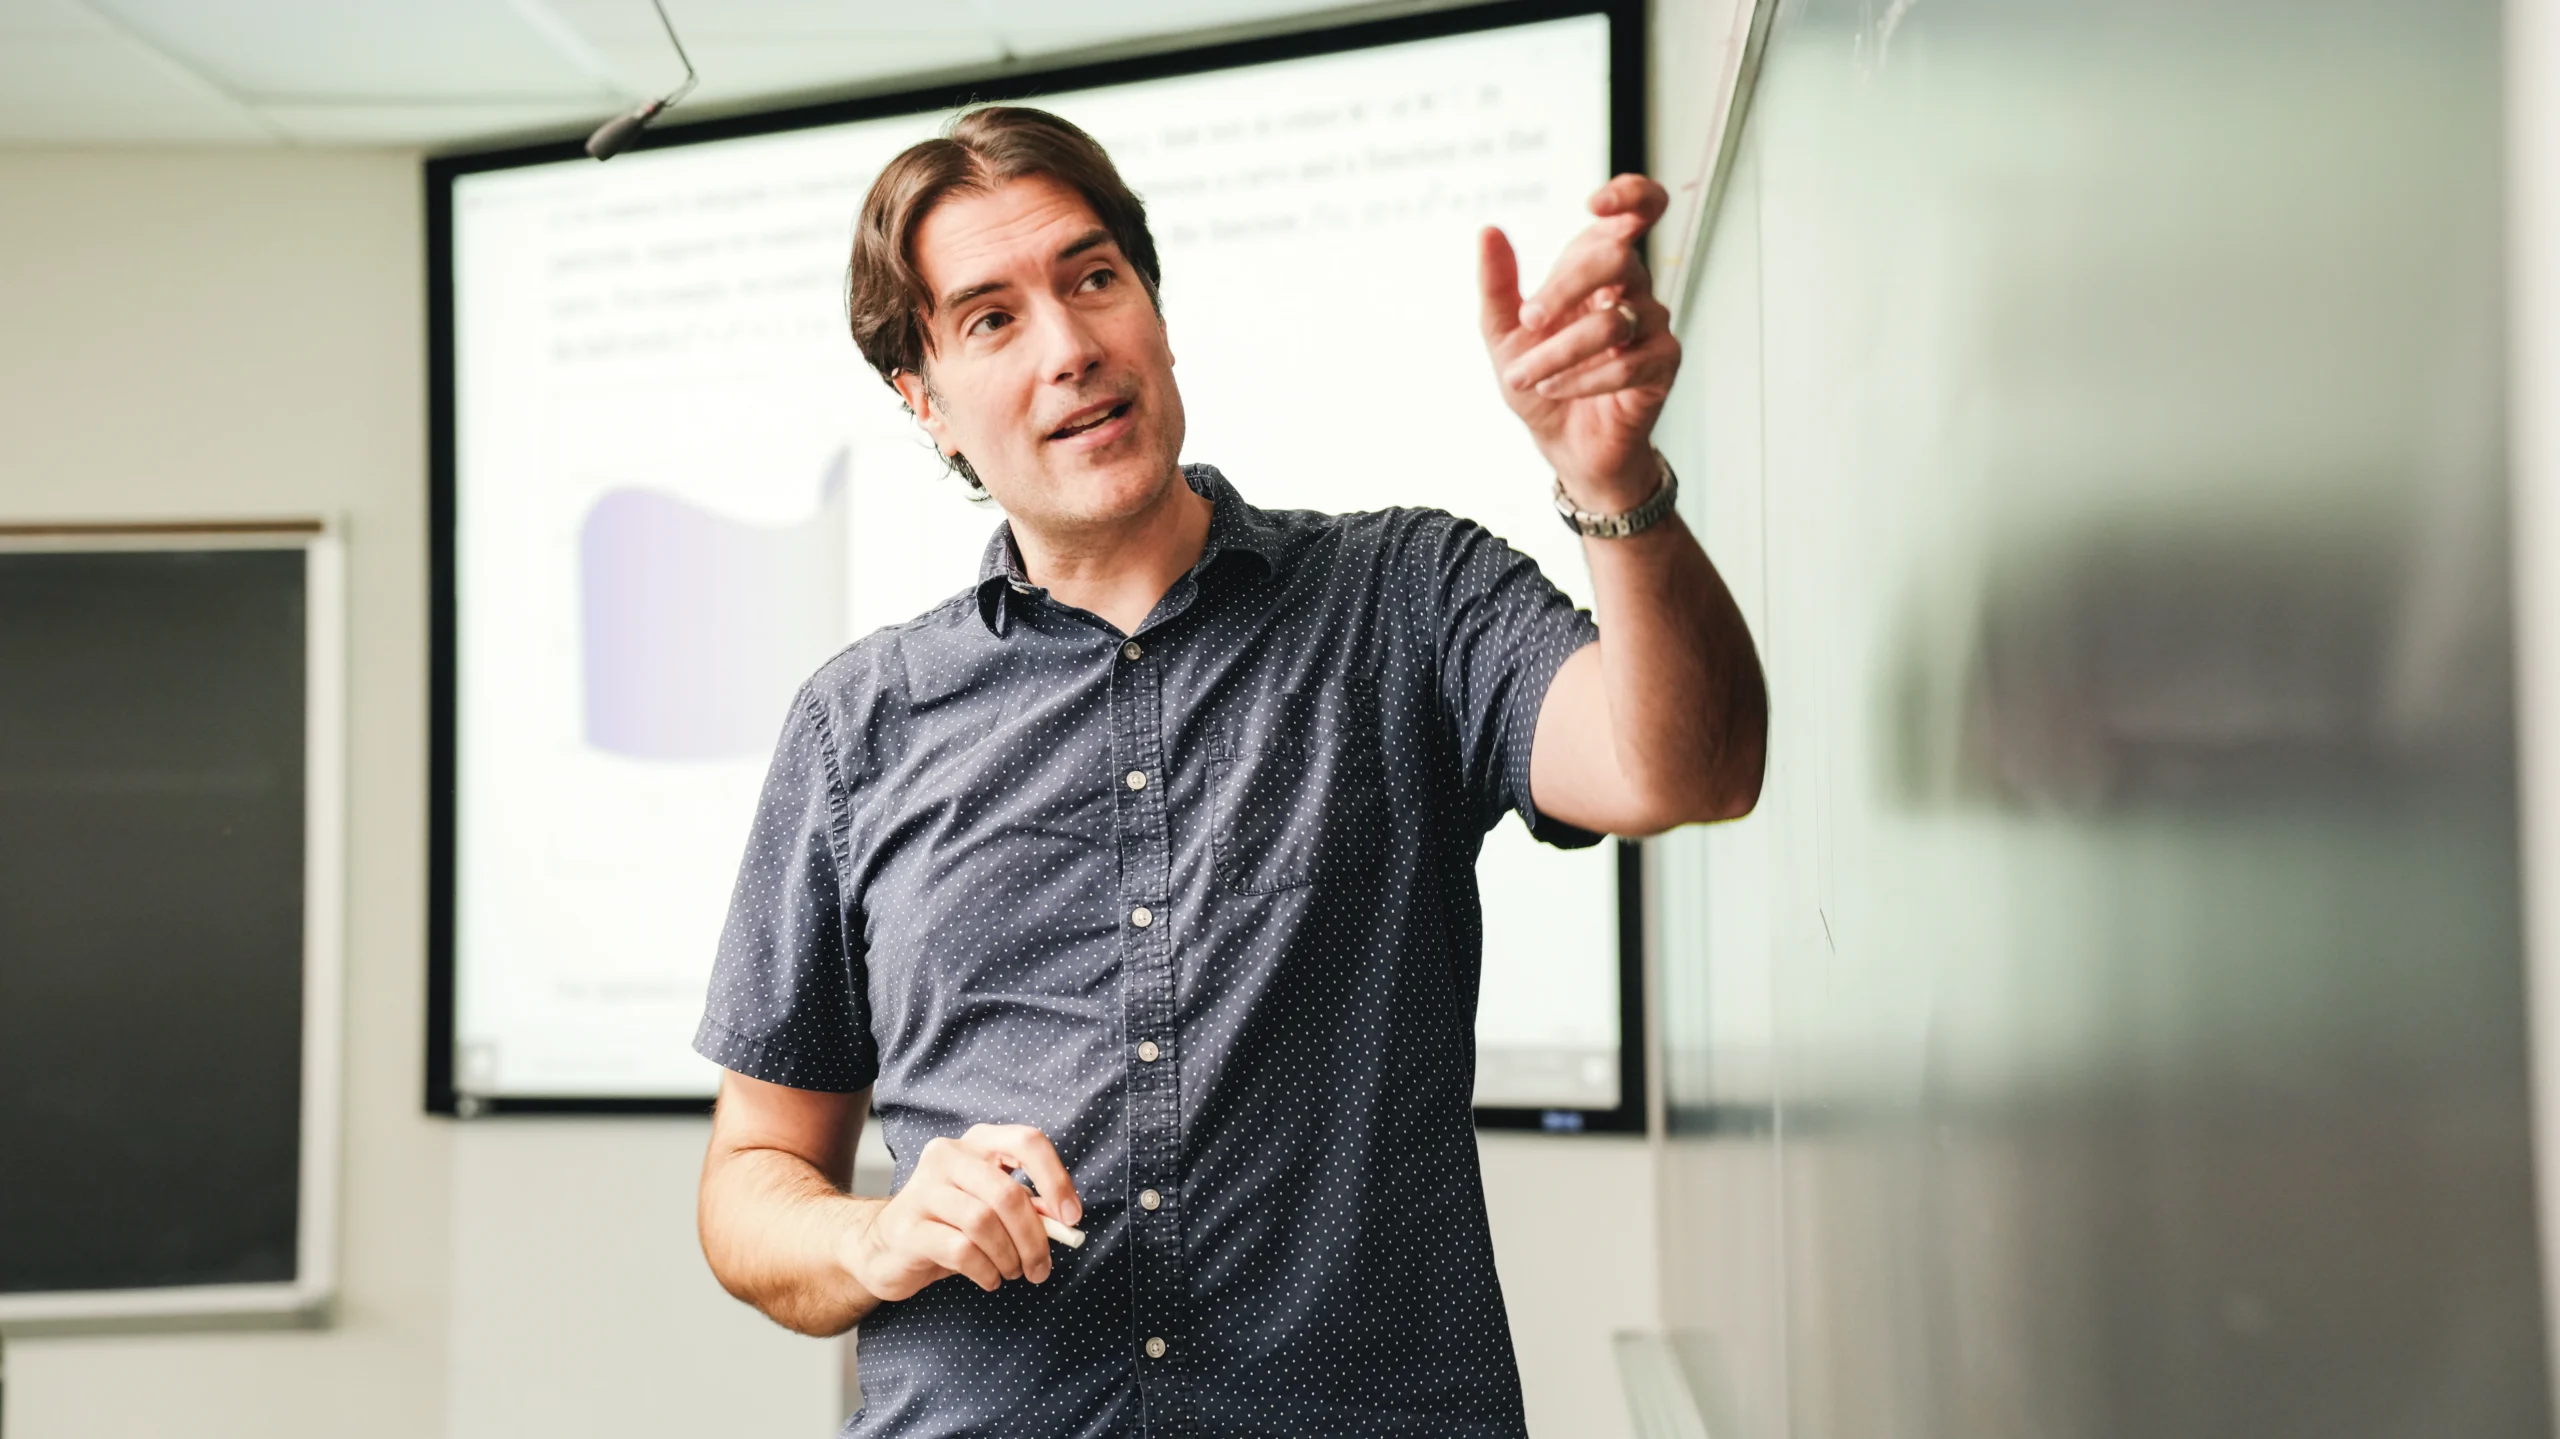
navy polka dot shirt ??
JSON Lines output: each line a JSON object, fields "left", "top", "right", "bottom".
{"left": 696, "top": 464, "right": 1601, "bottom": 1438}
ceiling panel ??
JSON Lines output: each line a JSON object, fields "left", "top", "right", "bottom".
{"left": 541, "top": 0, "right": 1005, "bottom": 112}
{"left": 586, "top": 32, "right": 1009, "bottom": 111}
{"left": 90, "top": 0, "right": 616, "bottom": 101}
{"left": 985, "top": 0, "right": 1370, "bottom": 60}
{"left": 541, "top": 0, "right": 985, "bottom": 42}
{"left": 0, "top": 2, "right": 271, "bottom": 142}
{"left": 0, "top": 0, "right": 101, "bottom": 35}
{"left": 258, "top": 99, "right": 611, "bottom": 146}
{"left": 0, "top": 0, "right": 1402, "bottom": 147}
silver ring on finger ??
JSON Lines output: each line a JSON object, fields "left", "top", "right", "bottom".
{"left": 1614, "top": 300, "right": 1641, "bottom": 345}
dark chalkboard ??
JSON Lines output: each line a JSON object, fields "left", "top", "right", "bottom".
{"left": 0, "top": 542, "right": 327, "bottom": 1320}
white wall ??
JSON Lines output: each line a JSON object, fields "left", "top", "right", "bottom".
{"left": 0, "top": 145, "right": 1660, "bottom": 1438}
{"left": 0, "top": 147, "right": 835, "bottom": 1439}
{"left": 445, "top": 1121, "right": 837, "bottom": 1436}
{"left": 0, "top": 147, "right": 456, "bottom": 1439}
{"left": 1483, "top": 1134, "right": 1658, "bottom": 1438}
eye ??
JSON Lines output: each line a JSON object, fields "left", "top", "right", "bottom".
{"left": 1080, "top": 267, "right": 1114, "bottom": 292}
{"left": 967, "top": 309, "right": 1011, "bottom": 337}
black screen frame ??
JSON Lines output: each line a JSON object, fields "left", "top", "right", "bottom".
{"left": 427, "top": 0, "right": 1648, "bottom": 1133}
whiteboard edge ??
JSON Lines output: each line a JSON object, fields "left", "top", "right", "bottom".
{"left": 299, "top": 527, "right": 350, "bottom": 1318}
{"left": 1667, "top": 0, "right": 1777, "bottom": 333}
{"left": 2509, "top": 0, "right": 2560, "bottom": 1414}
{"left": 0, "top": 1281, "right": 329, "bottom": 1330}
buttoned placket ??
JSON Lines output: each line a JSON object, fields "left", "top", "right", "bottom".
{"left": 1110, "top": 627, "right": 1186, "bottom": 1429}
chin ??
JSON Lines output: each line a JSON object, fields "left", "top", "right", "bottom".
{"left": 1045, "top": 442, "right": 1181, "bottom": 519}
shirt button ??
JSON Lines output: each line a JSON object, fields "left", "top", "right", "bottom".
{"left": 1140, "top": 1188, "right": 1162, "bottom": 1211}
{"left": 1122, "top": 640, "right": 1143, "bottom": 661}
{"left": 1126, "top": 770, "right": 1148, "bottom": 791}
{"left": 1145, "top": 1337, "right": 1168, "bottom": 1359}
{"left": 1130, "top": 905, "right": 1153, "bottom": 928}
{"left": 1138, "top": 1040, "right": 1160, "bottom": 1062}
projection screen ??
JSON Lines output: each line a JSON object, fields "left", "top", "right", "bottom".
{"left": 430, "top": 1, "right": 1643, "bottom": 1126}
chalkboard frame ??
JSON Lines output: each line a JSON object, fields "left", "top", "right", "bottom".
{"left": 0, "top": 523, "right": 346, "bottom": 1331}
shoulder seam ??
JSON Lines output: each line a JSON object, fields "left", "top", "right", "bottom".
{"left": 798, "top": 683, "right": 859, "bottom": 880}
{"left": 1383, "top": 508, "right": 1452, "bottom": 735}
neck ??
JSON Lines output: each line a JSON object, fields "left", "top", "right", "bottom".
{"left": 1010, "top": 468, "right": 1213, "bottom": 635}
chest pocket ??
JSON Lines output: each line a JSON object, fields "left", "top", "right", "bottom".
{"left": 1211, "top": 681, "right": 1389, "bottom": 894}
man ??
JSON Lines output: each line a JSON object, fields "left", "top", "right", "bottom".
{"left": 693, "top": 106, "right": 1763, "bottom": 1437}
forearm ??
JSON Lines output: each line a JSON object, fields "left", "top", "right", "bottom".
{"left": 1572, "top": 476, "right": 1767, "bottom": 820}
{"left": 698, "top": 1145, "right": 889, "bottom": 1337}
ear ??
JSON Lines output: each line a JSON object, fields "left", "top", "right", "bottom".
{"left": 892, "top": 368, "right": 956, "bottom": 457}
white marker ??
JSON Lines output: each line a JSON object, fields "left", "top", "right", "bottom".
{"left": 1004, "top": 1162, "right": 1085, "bottom": 1248}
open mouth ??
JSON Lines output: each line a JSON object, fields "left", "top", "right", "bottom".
{"left": 1049, "top": 400, "right": 1132, "bottom": 441}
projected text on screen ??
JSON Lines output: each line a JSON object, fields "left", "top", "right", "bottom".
{"left": 449, "top": 13, "right": 1623, "bottom": 1111}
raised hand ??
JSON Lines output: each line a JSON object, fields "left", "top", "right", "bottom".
{"left": 1480, "top": 174, "right": 1681, "bottom": 507}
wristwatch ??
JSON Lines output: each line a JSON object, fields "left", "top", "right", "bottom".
{"left": 1553, "top": 451, "right": 1679, "bottom": 538}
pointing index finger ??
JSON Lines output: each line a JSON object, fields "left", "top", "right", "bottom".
{"left": 1478, "top": 225, "right": 1523, "bottom": 342}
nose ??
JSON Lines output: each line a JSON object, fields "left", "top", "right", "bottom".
{"left": 1035, "top": 294, "right": 1107, "bottom": 386}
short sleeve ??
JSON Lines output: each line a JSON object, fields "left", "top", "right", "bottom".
{"left": 692, "top": 683, "right": 879, "bottom": 1092}
{"left": 1417, "top": 512, "right": 1605, "bottom": 849}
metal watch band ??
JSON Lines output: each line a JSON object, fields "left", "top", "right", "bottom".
{"left": 1553, "top": 453, "right": 1679, "bottom": 538}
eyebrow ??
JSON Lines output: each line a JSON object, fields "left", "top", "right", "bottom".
{"left": 935, "top": 229, "right": 1117, "bottom": 315}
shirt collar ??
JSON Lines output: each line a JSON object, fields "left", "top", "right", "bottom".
{"left": 974, "top": 464, "right": 1279, "bottom": 636}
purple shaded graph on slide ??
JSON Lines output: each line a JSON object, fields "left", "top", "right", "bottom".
{"left": 580, "top": 450, "right": 849, "bottom": 760}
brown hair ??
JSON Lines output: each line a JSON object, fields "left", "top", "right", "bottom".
{"left": 846, "top": 106, "right": 1163, "bottom": 490}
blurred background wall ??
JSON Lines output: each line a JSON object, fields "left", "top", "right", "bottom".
{"left": 0, "top": 148, "right": 467, "bottom": 1437}
{"left": 1648, "top": 0, "right": 2551, "bottom": 1434}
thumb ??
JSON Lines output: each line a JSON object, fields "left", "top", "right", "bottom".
{"left": 1478, "top": 226, "right": 1522, "bottom": 342}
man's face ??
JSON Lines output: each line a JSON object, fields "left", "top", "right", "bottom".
{"left": 895, "top": 174, "right": 1185, "bottom": 531}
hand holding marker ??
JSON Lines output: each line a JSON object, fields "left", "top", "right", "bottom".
{"left": 838, "top": 1123, "right": 1084, "bottom": 1299}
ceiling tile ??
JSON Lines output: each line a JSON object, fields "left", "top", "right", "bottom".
{"left": 986, "top": 0, "right": 1350, "bottom": 59}
{"left": 0, "top": 0, "right": 1374, "bottom": 146}
{"left": 0, "top": 0, "right": 106, "bottom": 37}
{"left": 0, "top": 30, "right": 271, "bottom": 141}
{"left": 540, "top": 0, "right": 991, "bottom": 42}
{"left": 89, "top": 0, "right": 617, "bottom": 102}
{"left": 256, "top": 98, "right": 609, "bottom": 146}
{"left": 648, "top": 34, "right": 1009, "bottom": 107}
